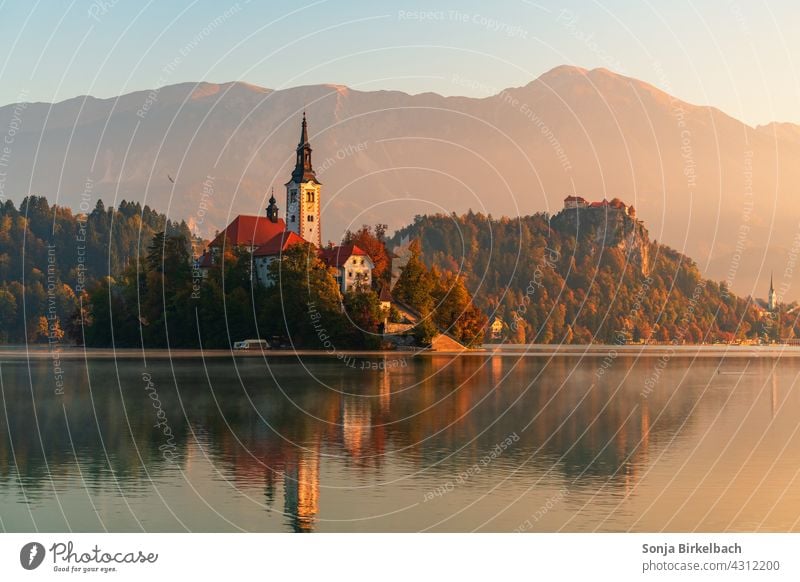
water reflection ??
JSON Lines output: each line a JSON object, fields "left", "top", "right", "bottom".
{"left": 0, "top": 353, "right": 798, "bottom": 531}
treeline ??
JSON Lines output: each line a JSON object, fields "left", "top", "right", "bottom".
{"left": 390, "top": 211, "right": 795, "bottom": 344}
{"left": 0, "top": 196, "right": 190, "bottom": 343}
{"left": 82, "top": 225, "right": 487, "bottom": 349}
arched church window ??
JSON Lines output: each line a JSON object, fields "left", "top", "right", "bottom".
{"left": 306, "top": 191, "right": 315, "bottom": 203}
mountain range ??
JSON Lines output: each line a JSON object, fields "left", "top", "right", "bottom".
{"left": 1, "top": 65, "right": 798, "bottom": 299}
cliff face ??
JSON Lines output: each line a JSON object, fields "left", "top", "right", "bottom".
{"left": 551, "top": 206, "right": 650, "bottom": 276}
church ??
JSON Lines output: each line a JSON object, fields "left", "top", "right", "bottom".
{"left": 197, "top": 114, "right": 374, "bottom": 293}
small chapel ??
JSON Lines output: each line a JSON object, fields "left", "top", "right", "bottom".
{"left": 197, "top": 114, "right": 374, "bottom": 293}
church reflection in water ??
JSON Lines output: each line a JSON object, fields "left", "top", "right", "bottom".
{"left": 1, "top": 352, "right": 763, "bottom": 532}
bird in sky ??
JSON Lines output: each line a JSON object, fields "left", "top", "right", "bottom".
{"left": 167, "top": 174, "right": 175, "bottom": 183}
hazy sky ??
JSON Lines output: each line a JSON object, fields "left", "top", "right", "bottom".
{"left": 1, "top": 0, "right": 798, "bottom": 126}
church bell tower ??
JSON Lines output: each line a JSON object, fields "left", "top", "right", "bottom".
{"left": 285, "top": 113, "right": 322, "bottom": 247}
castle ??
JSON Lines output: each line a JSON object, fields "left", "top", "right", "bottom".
{"left": 197, "top": 114, "right": 374, "bottom": 293}
{"left": 564, "top": 195, "right": 635, "bottom": 217}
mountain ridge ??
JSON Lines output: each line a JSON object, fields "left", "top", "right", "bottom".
{"left": 1, "top": 65, "right": 797, "bottom": 299}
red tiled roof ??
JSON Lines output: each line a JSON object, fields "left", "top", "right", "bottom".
{"left": 564, "top": 195, "right": 586, "bottom": 202}
{"left": 209, "top": 215, "right": 287, "bottom": 249}
{"left": 197, "top": 251, "right": 214, "bottom": 268}
{"left": 318, "top": 244, "right": 369, "bottom": 268}
{"left": 253, "top": 231, "right": 307, "bottom": 257}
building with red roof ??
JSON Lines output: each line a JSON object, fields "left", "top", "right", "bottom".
{"left": 564, "top": 195, "right": 588, "bottom": 209}
{"left": 318, "top": 245, "right": 375, "bottom": 293}
{"left": 208, "top": 214, "right": 287, "bottom": 251}
{"left": 252, "top": 231, "right": 308, "bottom": 286}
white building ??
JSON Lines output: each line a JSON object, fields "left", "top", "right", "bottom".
{"left": 319, "top": 245, "right": 375, "bottom": 293}
{"left": 253, "top": 231, "right": 307, "bottom": 286}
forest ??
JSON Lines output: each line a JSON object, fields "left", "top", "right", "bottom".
{"left": 0, "top": 196, "right": 190, "bottom": 344}
{"left": 390, "top": 209, "right": 798, "bottom": 344}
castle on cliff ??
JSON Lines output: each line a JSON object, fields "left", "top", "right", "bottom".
{"left": 558, "top": 194, "right": 649, "bottom": 276}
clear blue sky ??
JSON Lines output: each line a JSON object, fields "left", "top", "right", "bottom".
{"left": 1, "top": 0, "right": 798, "bottom": 125}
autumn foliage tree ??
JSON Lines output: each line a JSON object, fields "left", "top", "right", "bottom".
{"left": 394, "top": 239, "right": 488, "bottom": 347}
{"left": 392, "top": 240, "right": 436, "bottom": 315}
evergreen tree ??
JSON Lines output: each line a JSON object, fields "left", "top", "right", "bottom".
{"left": 343, "top": 285, "right": 382, "bottom": 348}
{"left": 393, "top": 240, "right": 436, "bottom": 315}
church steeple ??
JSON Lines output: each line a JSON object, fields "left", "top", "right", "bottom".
{"left": 768, "top": 271, "right": 777, "bottom": 311}
{"left": 285, "top": 113, "right": 322, "bottom": 247}
{"left": 291, "top": 112, "right": 319, "bottom": 184}
{"left": 300, "top": 111, "right": 308, "bottom": 145}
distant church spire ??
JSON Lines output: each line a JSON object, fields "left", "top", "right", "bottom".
{"left": 768, "top": 271, "right": 777, "bottom": 311}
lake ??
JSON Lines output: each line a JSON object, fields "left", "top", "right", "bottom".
{"left": 1, "top": 347, "right": 799, "bottom": 532}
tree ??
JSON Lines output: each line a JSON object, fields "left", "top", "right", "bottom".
{"left": 0, "top": 286, "right": 17, "bottom": 342}
{"left": 343, "top": 285, "right": 382, "bottom": 348}
{"left": 259, "top": 243, "right": 347, "bottom": 348}
{"left": 413, "top": 317, "right": 437, "bottom": 347}
{"left": 455, "top": 302, "right": 488, "bottom": 347}
{"left": 34, "top": 316, "right": 50, "bottom": 343}
{"left": 431, "top": 271, "right": 487, "bottom": 346}
{"left": 392, "top": 240, "right": 436, "bottom": 315}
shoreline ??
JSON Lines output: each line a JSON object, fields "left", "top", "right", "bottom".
{"left": 0, "top": 344, "right": 798, "bottom": 361}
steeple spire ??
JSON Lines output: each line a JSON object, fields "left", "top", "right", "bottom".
{"left": 291, "top": 112, "right": 318, "bottom": 184}
{"left": 768, "top": 270, "right": 777, "bottom": 311}
{"left": 300, "top": 111, "right": 308, "bottom": 146}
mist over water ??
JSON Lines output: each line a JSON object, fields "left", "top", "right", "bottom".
{"left": 0, "top": 351, "right": 797, "bottom": 532}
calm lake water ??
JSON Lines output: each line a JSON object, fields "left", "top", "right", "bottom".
{"left": 1, "top": 349, "right": 799, "bottom": 532}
